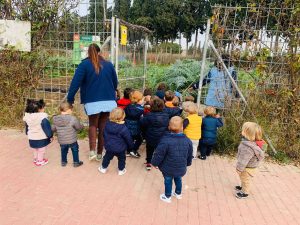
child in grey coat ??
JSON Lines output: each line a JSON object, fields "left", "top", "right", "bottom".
{"left": 52, "top": 102, "right": 84, "bottom": 167}
{"left": 235, "top": 122, "right": 265, "bottom": 199}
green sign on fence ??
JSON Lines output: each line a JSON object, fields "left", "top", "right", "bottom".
{"left": 72, "top": 34, "right": 101, "bottom": 64}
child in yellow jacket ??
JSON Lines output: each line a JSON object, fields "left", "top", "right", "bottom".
{"left": 183, "top": 102, "right": 202, "bottom": 159}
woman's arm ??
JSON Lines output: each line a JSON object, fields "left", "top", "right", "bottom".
{"left": 67, "top": 62, "right": 86, "bottom": 104}
{"left": 41, "top": 119, "right": 53, "bottom": 138}
{"left": 111, "top": 63, "right": 118, "bottom": 90}
{"left": 192, "top": 71, "right": 212, "bottom": 90}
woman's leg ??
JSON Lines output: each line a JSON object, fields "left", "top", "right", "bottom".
{"left": 88, "top": 113, "right": 100, "bottom": 153}
{"left": 97, "top": 112, "right": 109, "bottom": 155}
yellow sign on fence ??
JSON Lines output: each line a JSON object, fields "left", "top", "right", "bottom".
{"left": 120, "top": 25, "right": 127, "bottom": 46}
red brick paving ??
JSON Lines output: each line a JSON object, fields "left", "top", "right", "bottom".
{"left": 1, "top": 129, "right": 300, "bottom": 225}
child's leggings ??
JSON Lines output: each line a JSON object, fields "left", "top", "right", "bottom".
{"left": 190, "top": 139, "right": 198, "bottom": 157}
{"left": 33, "top": 147, "right": 46, "bottom": 161}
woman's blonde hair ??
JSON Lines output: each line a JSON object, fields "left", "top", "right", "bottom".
{"left": 242, "top": 122, "right": 261, "bottom": 141}
{"left": 204, "top": 106, "right": 216, "bottom": 116}
{"left": 184, "top": 102, "right": 198, "bottom": 114}
{"left": 130, "top": 90, "right": 143, "bottom": 103}
{"left": 109, "top": 107, "right": 125, "bottom": 123}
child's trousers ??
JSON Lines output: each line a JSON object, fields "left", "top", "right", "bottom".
{"left": 60, "top": 142, "right": 80, "bottom": 163}
{"left": 199, "top": 139, "right": 215, "bottom": 157}
{"left": 102, "top": 151, "right": 126, "bottom": 170}
{"left": 146, "top": 144, "right": 155, "bottom": 164}
{"left": 164, "top": 176, "right": 182, "bottom": 198}
{"left": 190, "top": 139, "right": 198, "bottom": 157}
{"left": 130, "top": 134, "right": 143, "bottom": 154}
{"left": 239, "top": 168, "right": 256, "bottom": 194}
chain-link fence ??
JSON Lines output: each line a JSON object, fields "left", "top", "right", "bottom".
{"left": 198, "top": 4, "right": 299, "bottom": 157}
{"left": 27, "top": 1, "right": 149, "bottom": 121}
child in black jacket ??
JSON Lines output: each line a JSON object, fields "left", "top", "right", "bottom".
{"left": 140, "top": 97, "right": 169, "bottom": 171}
{"left": 152, "top": 116, "right": 193, "bottom": 203}
{"left": 124, "top": 90, "right": 144, "bottom": 158}
{"left": 98, "top": 108, "right": 134, "bottom": 176}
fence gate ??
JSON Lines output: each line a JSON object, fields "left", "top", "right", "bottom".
{"left": 30, "top": 1, "right": 149, "bottom": 121}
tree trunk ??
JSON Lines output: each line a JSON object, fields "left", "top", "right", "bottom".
{"left": 186, "top": 38, "right": 189, "bottom": 56}
{"left": 193, "top": 29, "right": 198, "bottom": 58}
{"left": 179, "top": 33, "right": 181, "bottom": 54}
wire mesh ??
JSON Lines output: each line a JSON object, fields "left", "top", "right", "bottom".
{"left": 29, "top": 0, "right": 148, "bottom": 121}
{"left": 201, "top": 4, "right": 299, "bottom": 154}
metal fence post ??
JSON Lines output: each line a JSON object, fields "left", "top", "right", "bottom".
{"left": 110, "top": 16, "right": 115, "bottom": 64}
{"left": 196, "top": 19, "right": 211, "bottom": 108}
{"left": 115, "top": 18, "right": 120, "bottom": 76}
{"left": 143, "top": 35, "right": 149, "bottom": 91}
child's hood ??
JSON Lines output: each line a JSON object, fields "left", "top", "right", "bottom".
{"left": 240, "top": 140, "right": 264, "bottom": 160}
{"left": 23, "top": 112, "right": 48, "bottom": 125}
{"left": 105, "top": 121, "right": 125, "bottom": 135}
{"left": 125, "top": 104, "right": 143, "bottom": 118}
{"left": 53, "top": 115, "right": 72, "bottom": 127}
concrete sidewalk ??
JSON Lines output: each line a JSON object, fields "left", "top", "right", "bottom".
{"left": 0, "top": 129, "right": 300, "bottom": 225}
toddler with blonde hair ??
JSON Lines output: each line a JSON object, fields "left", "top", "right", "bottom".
{"left": 198, "top": 106, "right": 223, "bottom": 160}
{"left": 98, "top": 107, "right": 133, "bottom": 175}
{"left": 152, "top": 116, "right": 193, "bottom": 203}
{"left": 183, "top": 102, "right": 202, "bottom": 158}
{"left": 235, "top": 122, "right": 265, "bottom": 199}
{"left": 124, "top": 90, "right": 144, "bottom": 158}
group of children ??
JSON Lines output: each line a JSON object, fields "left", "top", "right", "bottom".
{"left": 23, "top": 83, "right": 265, "bottom": 202}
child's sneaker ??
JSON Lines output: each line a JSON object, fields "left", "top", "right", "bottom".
{"left": 126, "top": 152, "right": 131, "bottom": 157}
{"left": 160, "top": 194, "right": 171, "bottom": 203}
{"left": 89, "top": 151, "right": 97, "bottom": 161}
{"left": 130, "top": 151, "right": 139, "bottom": 158}
{"left": 235, "top": 186, "right": 242, "bottom": 191}
{"left": 146, "top": 163, "right": 151, "bottom": 171}
{"left": 98, "top": 166, "right": 107, "bottom": 174}
{"left": 96, "top": 154, "right": 102, "bottom": 161}
{"left": 236, "top": 192, "right": 248, "bottom": 199}
{"left": 118, "top": 169, "right": 127, "bottom": 176}
{"left": 198, "top": 156, "right": 206, "bottom": 160}
{"left": 172, "top": 192, "right": 182, "bottom": 200}
{"left": 73, "top": 161, "right": 83, "bottom": 167}
{"left": 35, "top": 159, "right": 48, "bottom": 166}
{"left": 61, "top": 161, "right": 67, "bottom": 167}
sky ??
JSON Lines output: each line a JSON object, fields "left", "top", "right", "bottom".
{"left": 77, "top": 0, "right": 205, "bottom": 50}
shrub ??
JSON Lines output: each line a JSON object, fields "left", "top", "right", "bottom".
{"left": 0, "top": 49, "right": 47, "bottom": 127}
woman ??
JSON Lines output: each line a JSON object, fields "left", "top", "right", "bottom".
{"left": 67, "top": 43, "right": 118, "bottom": 161}
{"left": 192, "top": 54, "right": 238, "bottom": 109}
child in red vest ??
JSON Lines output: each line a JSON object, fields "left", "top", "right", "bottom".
{"left": 117, "top": 88, "right": 133, "bottom": 109}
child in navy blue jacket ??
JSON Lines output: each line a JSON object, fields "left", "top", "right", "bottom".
{"left": 163, "top": 91, "right": 182, "bottom": 118}
{"left": 198, "top": 106, "right": 223, "bottom": 160}
{"left": 124, "top": 90, "right": 144, "bottom": 158}
{"left": 151, "top": 116, "right": 193, "bottom": 203}
{"left": 140, "top": 97, "right": 169, "bottom": 171}
{"left": 98, "top": 108, "right": 134, "bottom": 175}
